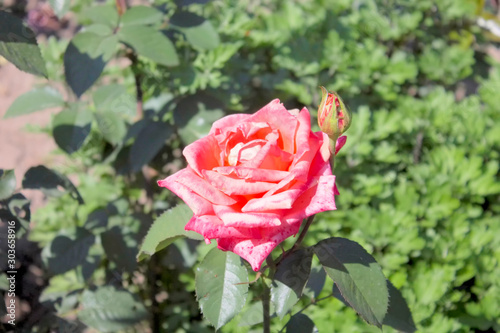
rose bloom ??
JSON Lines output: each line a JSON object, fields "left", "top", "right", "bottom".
{"left": 158, "top": 99, "right": 346, "bottom": 271}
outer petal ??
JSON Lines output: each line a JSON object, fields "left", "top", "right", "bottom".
{"left": 216, "top": 220, "right": 302, "bottom": 271}
{"left": 217, "top": 238, "right": 276, "bottom": 272}
{"left": 307, "top": 132, "right": 332, "bottom": 178}
{"left": 185, "top": 215, "right": 261, "bottom": 239}
{"left": 158, "top": 176, "right": 214, "bottom": 216}
{"left": 209, "top": 113, "right": 251, "bottom": 136}
{"left": 183, "top": 135, "right": 221, "bottom": 176}
{"left": 213, "top": 204, "right": 282, "bottom": 227}
{"left": 284, "top": 175, "right": 336, "bottom": 221}
{"left": 335, "top": 135, "right": 347, "bottom": 155}
{"left": 173, "top": 167, "right": 238, "bottom": 205}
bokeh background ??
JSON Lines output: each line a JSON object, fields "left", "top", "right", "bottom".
{"left": 1, "top": 0, "right": 500, "bottom": 332}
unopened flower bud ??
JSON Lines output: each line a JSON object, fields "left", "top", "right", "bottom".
{"left": 317, "top": 86, "right": 351, "bottom": 141}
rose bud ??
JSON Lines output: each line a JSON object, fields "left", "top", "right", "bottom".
{"left": 317, "top": 86, "right": 351, "bottom": 142}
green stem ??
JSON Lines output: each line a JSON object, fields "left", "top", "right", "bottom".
{"left": 262, "top": 279, "right": 271, "bottom": 333}
{"left": 329, "top": 138, "right": 336, "bottom": 173}
{"left": 291, "top": 215, "right": 315, "bottom": 253}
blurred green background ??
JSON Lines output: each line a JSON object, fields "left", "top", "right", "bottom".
{"left": 0, "top": 0, "right": 499, "bottom": 332}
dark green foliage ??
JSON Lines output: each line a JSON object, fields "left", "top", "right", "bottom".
{"left": 0, "top": 11, "right": 47, "bottom": 77}
{"left": 271, "top": 249, "right": 313, "bottom": 319}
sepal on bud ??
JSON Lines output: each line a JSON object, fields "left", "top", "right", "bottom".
{"left": 317, "top": 86, "right": 351, "bottom": 141}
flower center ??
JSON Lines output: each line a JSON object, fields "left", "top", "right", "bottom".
{"left": 227, "top": 140, "right": 266, "bottom": 166}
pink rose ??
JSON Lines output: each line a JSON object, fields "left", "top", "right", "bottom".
{"left": 158, "top": 99, "right": 346, "bottom": 271}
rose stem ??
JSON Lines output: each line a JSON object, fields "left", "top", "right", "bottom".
{"left": 291, "top": 215, "right": 315, "bottom": 253}
{"left": 329, "top": 138, "right": 336, "bottom": 173}
{"left": 262, "top": 278, "right": 271, "bottom": 333}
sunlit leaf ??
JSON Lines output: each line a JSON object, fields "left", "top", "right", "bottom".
{"left": 195, "top": 247, "right": 249, "bottom": 329}
{"left": 137, "top": 203, "right": 203, "bottom": 261}
{"left": 118, "top": 26, "right": 179, "bottom": 66}
{"left": 4, "top": 87, "right": 64, "bottom": 119}
{"left": 121, "top": 6, "right": 163, "bottom": 27}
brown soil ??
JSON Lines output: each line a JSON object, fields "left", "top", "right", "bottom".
{"left": 0, "top": 62, "right": 59, "bottom": 211}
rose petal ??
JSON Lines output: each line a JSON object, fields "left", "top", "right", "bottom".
{"left": 284, "top": 175, "right": 337, "bottom": 221}
{"left": 307, "top": 132, "right": 331, "bottom": 178}
{"left": 213, "top": 204, "right": 282, "bottom": 227}
{"left": 241, "top": 135, "right": 293, "bottom": 171}
{"left": 185, "top": 215, "right": 261, "bottom": 239}
{"left": 335, "top": 135, "right": 347, "bottom": 155}
{"left": 172, "top": 167, "right": 237, "bottom": 205}
{"left": 183, "top": 135, "right": 222, "bottom": 176}
{"left": 216, "top": 220, "right": 301, "bottom": 271}
{"left": 158, "top": 176, "right": 214, "bottom": 216}
{"left": 245, "top": 99, "right": 299, "bottom": 153}
{"left": 217, "top": 238, "right": 276, "bottom": 271}
{"left": 219, "top": 123, "right": 271, "bottom": 161}
{"left": 209, "top": 113, "right": 251, "bottom": 136}
{"left": 242, "top": 183, "right": 305, "bottom": 211}
{"left": 203, "top": 170, "right": 276, "bottom": 196}
{"left": 213, "top": 166, "right": 290, "bottom": 182}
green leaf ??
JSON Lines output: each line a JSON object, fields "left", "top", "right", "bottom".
{"left": 182, "top": 20, "right": 220, "bottom": 50}
{"left": 238, "top": 301, "right": 276, "bottom": 327}
{"left": 271, "top": 248, "right": 312, "bottom": 319}
{"left": 78, "top": 286, "right": 147, "bottom": 332}
{"left": 0, "top": 169, "right": 16, "bottom": 200}
{"left": 383, "top": 281, "right": 417, "bottom": 333}
{"left": 93, "top": 84, "right": 127, "bottom": 107}
{"left": 22, "top": 165, "right": 84, "bottom": 204}
{"left": 4, "top": 87, "right": 64, "bottom": 119}
{"left": 285, "top": 313, "right": 318, "bottom": 333}
{"left": 52, "top": 108, "right": 92, "bottom": 154}
{"left": 101, "top": 226, "right": 137, "bottom": 272}
{"left": 92, "top": 84, "right": 136, "bottom": 117}
{"left": 95, "top": 111, "right": 126, "bottom": 145}
{"left": 313, "top": 237, "right": 389, "bottom": 327}
{"left": 170, "top": 11, "right": 220, "bottom": 50}
{"left": 41, "top": 227, "right": 95, "bottom": 275}
{"left": 83, "top": 23, "right": 113, "bottom": 36}
{"left": 80, "top": 5, "right": 119, "bottom": 28}
{"left": 304, "top": 266, "right": 326, "bottom": 299}
{"left": 333, "top": 279, "right": 416, "bottom": 332}
{"left": 121, "top": 6, "right": 164, "bottom": 27}
{"left": 64, "top": 33, "right": 109, "bottom": 97}
{"left": 137, "top": 203, "right": 203, "bottom": 261}
{"left": 173, "top": 93, "right": 225, "bottom": 144}
{"left": 0, "top": 11, "right": 47, "bottom": 77}
{"left": 49, "top": 0, "right": 71, "bottom": 18}
{"left": 195, "top": 247, "right": 249, "bottom": 329}
{"left": 128, "top": 119, "right": 174, "bottom": 172}
{"left": 118, "top": 25, "right": 179, "bottom": 66}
